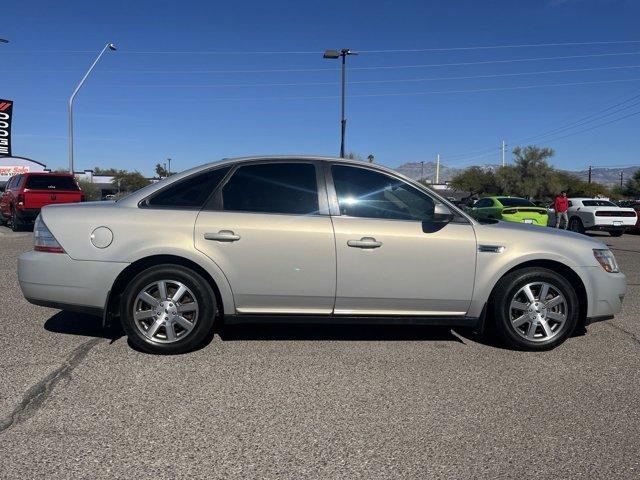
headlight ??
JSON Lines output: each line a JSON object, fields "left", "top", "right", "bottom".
{"left": 593, "top": 249, "right": 619, "bottom": 273}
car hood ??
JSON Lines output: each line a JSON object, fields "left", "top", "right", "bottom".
{"left": 472, "top": 219, "right": 606, "bottom": 267}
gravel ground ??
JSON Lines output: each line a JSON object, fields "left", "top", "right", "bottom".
{"left": 0, "top": 226, "right": 638, "bottom": 479}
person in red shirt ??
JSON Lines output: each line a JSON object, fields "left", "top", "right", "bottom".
{"left": 554, "top": 191, "right": 569, "bottom": 229}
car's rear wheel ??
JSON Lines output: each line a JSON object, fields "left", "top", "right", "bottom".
{"left": 10, "top": 208, "right": 22, "bottom": 232}
{"left": 120, "top": 265, "right": 216, "bottom": 354}
{"left": 568, "top": 217, "right": 585, "bottom": 234}
{"left": 609, "top": 230, "right": 624, "bottom": 237}
{"left": 491, "top": 267, "right": 579, "bottom": 351}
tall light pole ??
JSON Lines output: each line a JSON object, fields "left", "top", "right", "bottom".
{"left": 68, "top": 42, "right": 117, "bottom": 173}
{"left": 323, "top": 48, "right": 358, "bottom": 158}
{"left": 501, "top": 139, "right": 507, "bottom": 167}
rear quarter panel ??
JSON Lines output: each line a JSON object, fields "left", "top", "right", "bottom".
{"left": 41, "top": 203, "right": 237, "bottom": 314}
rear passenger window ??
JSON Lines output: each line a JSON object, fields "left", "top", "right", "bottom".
{"left": 222, "top": 163, "right": 318, "bottom": 215}
{"left": 148, "top": 167, "right": 231, "bottom": 208}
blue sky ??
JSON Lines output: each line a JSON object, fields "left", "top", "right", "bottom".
{"left": 1, "top": 0, "right": 640, "bottom": 175}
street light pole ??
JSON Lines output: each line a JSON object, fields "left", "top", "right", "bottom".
{"left": 68, "top": 42, "right": 117, "bottom": 173}
{"left": 324, "top": 48, "right": 358, "bottom": 158}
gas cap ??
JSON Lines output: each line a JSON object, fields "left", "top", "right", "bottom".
{"left": 90, "top": 226, "right": 113, "bottom": 249}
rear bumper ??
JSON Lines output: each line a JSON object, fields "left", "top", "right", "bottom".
{"left": 18, "top": 250, "right": 128, "bottom": 312}
{"left": 15, "top": 208, "right": 40, "bottom": 221}
{"left": 588, "top": 219, "right": 636, "bottom": 231}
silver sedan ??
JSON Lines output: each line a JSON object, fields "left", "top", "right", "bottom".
{"left": 18, "top": 156, "right": 626, "bottom": 354}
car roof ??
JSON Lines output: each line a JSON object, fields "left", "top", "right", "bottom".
{"left": 117, "top": 155, "right": 402, "bottom": 205}
{"left": 115, "top": 155, "right": 473, "bottom": 223}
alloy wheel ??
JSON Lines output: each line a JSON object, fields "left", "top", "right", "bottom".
{"left": 509, "top": 282, "right": 568, "bottom": 342}
{"left": 133, "top": 280, "right": 199, "bottom": 344}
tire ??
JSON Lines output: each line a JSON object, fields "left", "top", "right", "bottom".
{"left": 609, "top": 230, "right": 624, "bottom": 237}
{"left": 568, "top": 217, "right": 585, "bottom": 234}
{"left": 490, "top": 267, "right": 579, "bottom": 351}
{"left": 10, "top": 208, "right": 22, "bottom": 232}
{"left": 120, "top": 265, "right": 217, "bottom": 354}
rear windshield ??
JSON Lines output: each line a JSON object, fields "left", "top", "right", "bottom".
{"left": 582, "top": 200, "right": 616, "bottom": 207}
{"left": 25, "top": 175, "right": 79, "bottom": 190}
{"left": 497, "top": 197, "right": 535, "bottom": 207}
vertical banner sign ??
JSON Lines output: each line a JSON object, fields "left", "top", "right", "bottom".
{"left": 0, "top": 99, "right": 13, "bottom": 156}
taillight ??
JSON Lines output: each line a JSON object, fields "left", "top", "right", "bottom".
{"left": 34, "top": 215, "right": 64, "bottom": 253}
{"left": 16, "top": 193, "right": 25, "bottom": 208}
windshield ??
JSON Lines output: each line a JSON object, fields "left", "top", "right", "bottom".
{"left": 582, "top": 200, "right": 616, "bottom": 207}
{"left": 25, "top": 175, "right": 79, "bottom": 190}
{"left": 497, "top": 197, "right": 535, "bottom": 207}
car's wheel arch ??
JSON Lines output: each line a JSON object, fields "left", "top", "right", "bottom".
{"left": 105, "top": 253, "right": 234, "bottom": 326}
{"left": 487, "top": 259, "right": 588, "bottom": 326}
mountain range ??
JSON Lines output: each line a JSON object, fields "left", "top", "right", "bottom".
{"left": 394, "top": 161, "right": 639, "bottom": 187}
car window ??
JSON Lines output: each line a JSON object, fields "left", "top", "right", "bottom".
{"left": 331, "top": 164, "right": 435, "bottom": 221}
{"left": 25, "top": 175, "right": 79, "bottom": 190}
{"left": 582, "top": 200, "right": 617, "bottom": 207}
{"left": 497, "top": 197, "right": 535, "bottom": 207}
{"left": 475, "top": 198, "right": 492, "bottom": 208}
{"left": 222, "top": 163, "right": 319, "bottom": 215}
{"left": 148, "top": 166, "right": 231, "bottom": 208}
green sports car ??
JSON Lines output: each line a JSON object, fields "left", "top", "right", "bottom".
{"left": 471, "top": 196, "right": 548, "bottom": 226}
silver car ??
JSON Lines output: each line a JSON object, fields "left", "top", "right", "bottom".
{"left": 18, "top": 156, "right": 626, "bottom": 354}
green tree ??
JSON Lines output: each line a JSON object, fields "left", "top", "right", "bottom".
{"left": 112, "top": 170, "right": 151, "bottom": 193}
{"left": 155, "top": 163, "right": 169, "bottom": 178}
{"left": 93, "top": 167, "right": 121, "bottom": 176}
{"left": 623, "top": 169, "right": 640, "bottom": 198}
{"left": 78, "top": 180, "right": 101, "bottom": 201}
{"left": 449, "top": 166, "right": 498, "bottom": 197}
{"left": 508, "top": 146, "right": 556, "bottom": 199}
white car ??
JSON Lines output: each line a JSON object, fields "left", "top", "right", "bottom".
{"left": 549, "top": 198, "right": 636, "bottom": 236}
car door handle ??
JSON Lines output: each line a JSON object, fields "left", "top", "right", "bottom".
{"left": 204, "top": 230, "right": 241, "bottom": 242}
{"left": 347, "top": 237, "right": 382, "bottom": 249}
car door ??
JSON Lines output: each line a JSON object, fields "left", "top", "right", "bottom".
{"left": 194, "top": 161, "right": 336, "bottom": 315}
{"left": 327, "top": 163, "right": 477, "bottom": 316}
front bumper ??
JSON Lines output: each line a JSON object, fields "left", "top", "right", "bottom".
{"left": 575, "top": 266, "right": 627, "bottom": 319}
{"left": 18, "top": 250, "right": 128, "bottom": 314}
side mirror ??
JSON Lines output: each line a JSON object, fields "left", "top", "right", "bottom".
{"left": 433, "top": 203, "right": 454, "bottom": 223}
{"left": 422, "top": 204, "right": 454, "bottom": 233}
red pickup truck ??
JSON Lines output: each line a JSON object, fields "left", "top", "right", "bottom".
{"left": 0, "top": 172, "right": 84, "bottom": 231}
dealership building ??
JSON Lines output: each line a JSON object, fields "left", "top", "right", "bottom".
{"left": 0, "top": 156, "right": 49, "bottom": 189}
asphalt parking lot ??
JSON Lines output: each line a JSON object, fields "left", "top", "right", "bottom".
{"left": 0, "top": 226, "right": 638, "bottom": 479}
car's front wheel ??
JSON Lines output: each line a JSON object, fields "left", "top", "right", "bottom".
{"left": 120, "top": 265, "right": 217, "bottom": 354}
{"left": 491, "top": 267, "right": 579, "bottom": 351}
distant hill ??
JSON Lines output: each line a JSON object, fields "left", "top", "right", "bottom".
{"left": 394, "top": 161, "right": 639, "bottom": 187}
